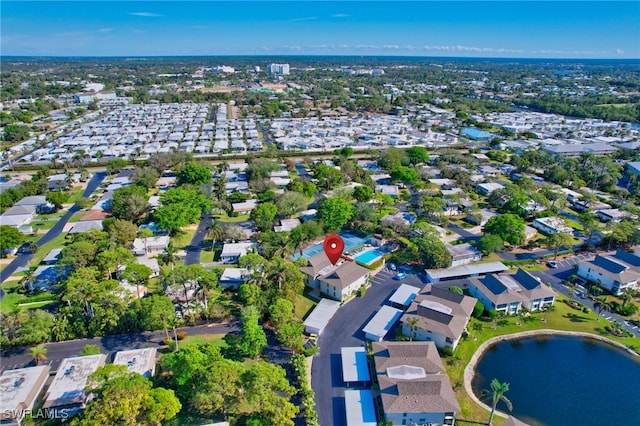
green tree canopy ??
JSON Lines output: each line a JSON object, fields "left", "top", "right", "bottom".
{"left": 0, "top": 225, "right": 24, "bottom": 256}
{"left": 318, "top": 197, "right": 356, "bottom": 231}
{"left": 484, "top": 214, "right": 526, "bottom": 246}
{"left": 250, "top": 202, "right": 278, "bottom": 232}
{"left": 176, "top": 162, "right": 212, "bottom": 186}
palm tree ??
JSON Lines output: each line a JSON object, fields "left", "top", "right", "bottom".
{"left": 30, "top": 345, "right": 48, "bottom": 366}
{"left": 482, "top": 378, "right": 513, "bottom": 425}
{"left": 594, "top": 297, "right": 612, "bottom": 321}
{"left": 405, "top": 317, "right": 419, "bottom": 341}
{"left": 206, "top": 221, "right": 224, "bottom": 253}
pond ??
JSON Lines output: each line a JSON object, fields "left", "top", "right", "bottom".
{"left": 472, "top": 335, "right": 640, "bottom": 425}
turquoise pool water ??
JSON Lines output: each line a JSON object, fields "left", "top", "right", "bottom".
{"left": 355, "top": 249, "right": 385, "bottom": 265}
{"left": 292, "top": 232, "right": 369, "bottom": 260}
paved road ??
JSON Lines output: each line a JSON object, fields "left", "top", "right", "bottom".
{"left": 184, "top": 213, "right": 211, "bottom": 265}
{"left": 311, "top": 267, "right": 426, "bottom": 426}
{"left": 0, "top": 322, "right": 239, "bottom": 373}
{"left": 184, "top": 184, "right": 212, "bottom": 266}
{"left": 0, "top": 172, "right": 107, "bottom": 286}
{"left": 447, "top": 223, "right": 482, "bottom": 242}
{"left": 257, "top": 122, "right": 274, "bottom": 147}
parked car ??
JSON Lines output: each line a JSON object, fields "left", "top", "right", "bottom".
{"left": 388, "top": 262, "right": 397, "bottom": 271}
{"left": 547, "top": 261, "right": 558, "bottom": 268}
{"left": 394, "top": 272, "right": 407, "bottom": 280}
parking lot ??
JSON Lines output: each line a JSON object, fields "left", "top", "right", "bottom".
{"left": 369, "top": 265, "right": 425, "bottom": 288}
{"left": 551, "top": 253, "right": 595, "bottom": 269}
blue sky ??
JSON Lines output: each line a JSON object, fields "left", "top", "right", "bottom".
{"left": 2, "top": 1, "right": 639, "bottom": 58}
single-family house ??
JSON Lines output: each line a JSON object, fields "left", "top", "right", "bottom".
{"left": 400, "top": 286, "right": 476, "bottom": 350}
{"left": 219, "top": 268, "right": 250, "bottom": 289}
{"left": 132, "top": 236, "right": 170, "bottom": 256}
{"left": 380, "top": 212, "right": 416, "bottom": 229}
{"left": 446, "top": 243, "right": 482, "bottom": 267}
{"left": 532, "top": 216, "right": 572, "bottom": 235}
{"left": 476, "top": 182, "right": 504, "bottom": 195}
{"left": 220, "top": 242, "right": 254, "bottom": 264}
{"left": 596, "top": 209, "right": 632, "bottom": 223}
{"left": 576, "top": 250, "right": 640, "bottom": 295}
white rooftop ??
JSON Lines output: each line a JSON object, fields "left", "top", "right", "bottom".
{"left": 362, "top": 305, "right": 403, "bottom": 341}
{"left": 341, "top": 347, "right": 370, "bottom": 383}
{"left": 0, "top": 366, "right": 51, "bottom": 418}
{"left": 303, "top": 298, "right": 341, "bottom": 335}
{"left": 388, "top": 284, "right": 420, "bottom": 307}
{"left": 113, "top": 348, "right": 157, "bottom": 377}
{"left": 43, "top": 354, "right": 107, "bottom": 409}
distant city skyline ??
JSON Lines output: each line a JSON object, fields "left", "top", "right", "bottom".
{"left": 2, "top": 1, "right": 639, "bottom": 58}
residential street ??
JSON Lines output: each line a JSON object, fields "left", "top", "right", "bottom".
{"left": 0, "top": 171, "right": 107, "bottom": 286}
{"left": 0, "top": 321, "right": 239, "bottom": 373}
{"left": 311, "top": 267, "right": 425, "bottom": 426}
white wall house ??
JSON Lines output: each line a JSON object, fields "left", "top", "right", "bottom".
{"left": 220, "top": 242, "right": 254, "bottom": 264}
{"left": 576, "top": 250, "right": 640, "bottom": 295}
{"left": 301, "top": 253, "right": 370, "bottom": 302}
{"left": 532, "top": 216, "right": 573, "bottom": 235}
{"left": 400, "top": 286, "right": 476, "bottom": 350}
{"left": 469, "top": 269, "right": 555, "bottom": 315}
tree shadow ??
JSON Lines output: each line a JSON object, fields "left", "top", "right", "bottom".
{"left": 564, "top": 313, "right": 589, "bottom": 322}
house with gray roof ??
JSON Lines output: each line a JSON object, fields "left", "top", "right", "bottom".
{"left": 576, "top": 250, "right": 640, "bottom": 295}
{"left": 301, "top": 253, "right": 371, "bottom": 301}
{"left": 373, "top": 341, "right": 459, "bottom": 426}
{"left": 469, "top": 269, "right": 556, "bottom": 315}
{"left": 400, "top": 286, "right": 476, "bottom": 350}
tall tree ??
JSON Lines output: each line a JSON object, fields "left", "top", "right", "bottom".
{"left": 484, "top": 214, "right": 526, "bottom": 246}
{"left": 239, "top": 306, "right": 267, "bottom": 358}
{"left": 545, "top": 232, "right": 574, "bottom": 260}
{"left": 482, "top": 378, "right": 513, "bottom": 425}
{"left": 0, "top": 225, "right": 24, "bottom": 257}
{"left": 318, "top": 197, "right": 356, "bottom": 231}
{"left": 176, "top": 162, "right": 212, "bottom": 186}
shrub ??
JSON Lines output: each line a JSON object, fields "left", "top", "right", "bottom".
{"left": 176, "top": 331, "right": 187, "bottom": 340}
{"left": 162, "top": 337, "right": 173, "bottom": 346}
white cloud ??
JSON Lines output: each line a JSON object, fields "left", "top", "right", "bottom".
{"left": 128, "top": 12, "right": 163, "bottom": 18}
{"left": 331, "top": 14, "right": 350, "bottom": 18}
{"left": 616, "top": 49, "right": 624, "bottom": 54}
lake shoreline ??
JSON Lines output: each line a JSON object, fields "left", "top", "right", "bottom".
{"left": 463, "top": 329, "right": 640, "bottom": 421}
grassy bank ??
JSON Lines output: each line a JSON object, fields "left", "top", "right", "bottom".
{"left": 446, "top": 296, "right": 640, "bottom": 423}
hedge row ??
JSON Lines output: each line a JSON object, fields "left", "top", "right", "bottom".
{"left": 291, "top": 354, "right": 319, "bottom": 426}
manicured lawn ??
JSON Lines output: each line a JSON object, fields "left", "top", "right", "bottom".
{"left": 200, "top": 249, "right": 215, "bottom": 264}
{"left": 563, "top": 217, "right": 584, "bottom": 231}
{"left": 67, "top": 186, "right": 85, "bottom": 203}
{"left": 171, "top": 228, "right": 197, "bottom": 250}
{"left": 178, "top": 333, "right": 228, "bottom": 349}
{"left": 31, "top": 234, "right": 67, "bottom": 266}
{"left": 216, "top": 213, "right": 250, "bottom": 223}
{"left": 445, "top": 297, "right": 640, "bottom": 423}
{"left": 0, "top": 280, "right": 25, "bottom": 314}
{"left": 294, "top": 293, "right": 317, "bottom": 320}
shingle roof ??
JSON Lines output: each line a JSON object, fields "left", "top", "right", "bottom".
{"left": 378, "top": 374, "right": 460, "bottom": 414}
{"left": 372, "top": 341, "right": 444, "bottom": 375}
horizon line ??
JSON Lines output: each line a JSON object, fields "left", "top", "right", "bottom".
{"left": 2, "top": 54, "right": 639, "bottom": 61}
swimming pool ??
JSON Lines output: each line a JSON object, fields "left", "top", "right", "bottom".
{"left": 292, "top": 232, "right": 370, "bottom": 260}
{"left": 355, "top": 249, "right": 385, "bottom": 265}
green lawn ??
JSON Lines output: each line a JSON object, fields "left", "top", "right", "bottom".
{"left": 171, "top": 228, "right": 197, "bottom": 250}
{"left": 1, "top": 280, "right": 25, "bottom": 314}
{"left": 216, "top": 213, "right": 250, "bottom": 223}
{"left": 294, "top": 293, "right": 317, "bottom": 320}
{"left": 445, "top": 297, "right": 640, "bottom": 423}
{"left": 31, "top": 233, "right": 67, "bottom": 266}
